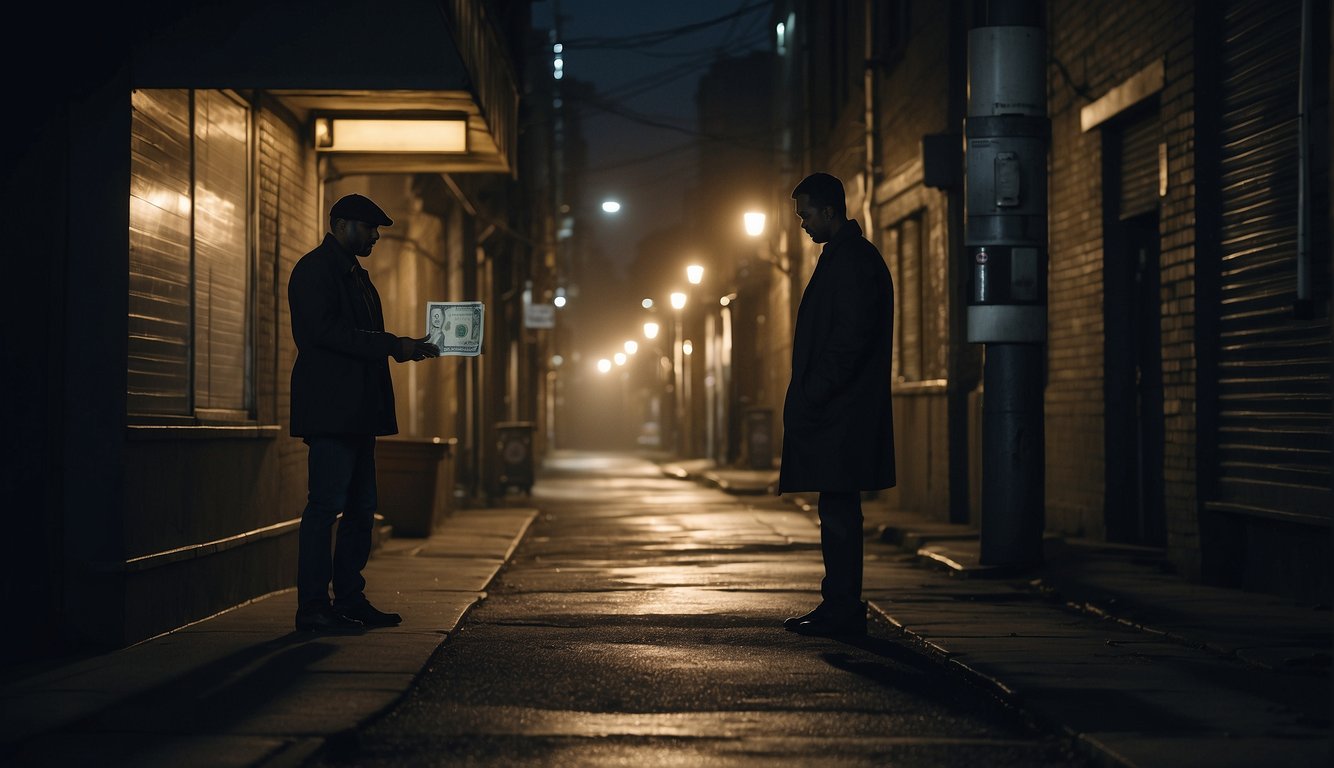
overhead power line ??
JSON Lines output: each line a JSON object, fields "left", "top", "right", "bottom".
{"left": 559, "top": 0, "right": 769, "bottom": 50}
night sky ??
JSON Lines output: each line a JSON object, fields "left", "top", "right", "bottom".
{"left": 529, "top": 1, "right": 772, "bottom": 275}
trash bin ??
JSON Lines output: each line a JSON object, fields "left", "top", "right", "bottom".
{"left": 375, "top": 437, "right": 454, "bottom": 537}
{"left": 743, "top": 407, "right": 773, "bottom": 470}
{"left": 496, "top": 421, "right": 535, "bottom": 494}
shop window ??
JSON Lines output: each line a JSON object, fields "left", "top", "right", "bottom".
{"left": 128, "top": 89, "right": 252, "bottom": 422}
{"left": 886, "top": 211, "right": 942, "bottom": 383}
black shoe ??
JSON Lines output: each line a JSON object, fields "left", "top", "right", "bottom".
{"left": 792, "top": 602, "right": 867, "bottom": 637}
{"left": 334, "top": 599, "right": 402, "bottom": 627}
{"left": 295, "top": 604, "right": 364, "bottom": 633}
{"left": 783, "top": 603, "right": 831, "bottom": 630}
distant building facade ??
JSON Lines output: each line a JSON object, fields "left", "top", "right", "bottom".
{"left": 755, "top": 0, "right": 1330, "bottom": 602}
{"left": 4, "top": 0, "right": 554, "bottom": 660}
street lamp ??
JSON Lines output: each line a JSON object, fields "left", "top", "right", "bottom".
{"left": 686, "top": 264, "right": 704, "bottom": 285}
{"left": 643, "top": 321, "right": 660, "bottom": 340}
{"left": 624, "top": 340, "right": 638, "bottom": 355}
{"left": 743, "top": 211, "right": 766, "bottom": 237}
{"left": 743, "top": 210, "right": 789, "bottom": 274}
{"left": 596, "top": 358, "right": 611, "bottom": 374}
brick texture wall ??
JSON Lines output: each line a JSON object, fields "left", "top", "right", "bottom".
{"left": 1047, "top": 1, "right": 1200, "bottom": 572}
{"left": 256, "top": 97, "right": 320, "bottom": 520}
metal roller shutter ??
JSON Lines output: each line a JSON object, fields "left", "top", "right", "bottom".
{"left": 1211, "top": 0, "right": 1331, "bottom": 520}
{"left": 128, "top": 88, "right": 192, "bottom": 416}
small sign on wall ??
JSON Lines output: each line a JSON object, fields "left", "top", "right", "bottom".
{"left": 525, "top": 303, "right": 555, "bottom": 329}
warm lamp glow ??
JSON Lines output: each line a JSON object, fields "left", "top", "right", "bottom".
{"left": 682, "top": 340, "right": 693, "bottom": 356}
{"left": 614, "top": 352, "right": 627, "bottom": 366}
{"left": 314, "top": 118, "right": 467, "bottom": 153}
{"left": 686, "top": 264, "right": 704, "bottom": 284}
{"left": 624, "top": 340, "right": 638, "bottom": 355}
{"left": 597, "top": 358, "right": 612, "bottom": 373}
{"left": 643, "top": 321, "right": 660, "bottom": 340}
{"left": 743, "top": 211, "right": 767, "bottom": 237}
{"left": 601, "top": 200, "right": 622, "bottom": 213}
{"left": 670, "top": 292, "right": 687, "bottom": 310}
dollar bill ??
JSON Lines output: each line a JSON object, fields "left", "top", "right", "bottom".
{"left": 424, "top": 301, "right": 484, "bottom": 357}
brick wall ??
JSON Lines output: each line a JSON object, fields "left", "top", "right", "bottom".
{"left": 870, "top": 3, "right": 958, "bottom": 520}
{"left": 256, "top": 97, "right": 320, "bottom": 520}
{"left": 1156, "top": 17, "right": 1202, "bottom": 577}
{"left": 1046, "top": 1, "right": 1200, "bottom": 571}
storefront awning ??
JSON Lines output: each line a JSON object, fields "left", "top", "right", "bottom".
{"left": 129, "top": 0, "right": 516, "bottom": 175}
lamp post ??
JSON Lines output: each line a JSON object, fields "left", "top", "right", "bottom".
{"left": 641, "top": 319, "right": 664, "bottom": 449}
{"left": 735, "top": 211, "right": 784, "bottom": 468}
{"left": 669, "top": 290, "right": 687, "bottom": 456}
{"left": 684, "top": 265, "right": 705, "bottom": 458}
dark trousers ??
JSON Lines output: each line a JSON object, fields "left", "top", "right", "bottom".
{"left": 297, "top": 435, "right": 378, "bottom": 608}
{"left": 817, "top": 490, "right": 864, "bottom": 607}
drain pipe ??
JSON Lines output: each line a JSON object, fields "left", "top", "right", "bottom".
{"left": 863, "top": 0, "right": 877, "bottom": 233}
{"left": 1296, "top": 0, "right": 1313, "bottom": 316}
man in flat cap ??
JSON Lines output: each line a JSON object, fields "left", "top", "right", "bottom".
{"left": 288, "top": 193, "right": 440, "bottom": 632}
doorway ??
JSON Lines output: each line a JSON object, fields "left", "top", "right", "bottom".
{"left": 1104, "top": 211, "right": 1165, "bottom": 546}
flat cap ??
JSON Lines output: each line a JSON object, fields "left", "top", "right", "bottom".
{"left": 330, "top": 193, "right": 393, "bottom": 226}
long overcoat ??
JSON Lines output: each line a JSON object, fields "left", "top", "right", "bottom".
{"left": 288, "top": 233, "right": 402, "bottom": 438}
{"left": 778, "top": 219, "right": 896, "bottom": 493}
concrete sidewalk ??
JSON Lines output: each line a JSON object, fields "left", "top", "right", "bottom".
{"left": 0, "top": 506, "right": 537, "bottom": 768}
{"left": 661, "top": 459, "right": 1334, "bottom": 768}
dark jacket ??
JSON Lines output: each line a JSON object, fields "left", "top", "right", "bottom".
{"left": 288, "top": 233, "right": 403, "bottom": 437}
{"left": 778, "top": 219, "right": 896, "bottom": 493}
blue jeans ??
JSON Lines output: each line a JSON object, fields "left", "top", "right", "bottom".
{"left": 297, "top": 435, "right": 378, "bottom": 608}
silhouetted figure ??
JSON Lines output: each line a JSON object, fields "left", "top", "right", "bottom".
{"left": 288, "top": 193, "right": 439, "bottom": 632}
{"left": 779, "top": 173, "right": 896, "bottom": 637}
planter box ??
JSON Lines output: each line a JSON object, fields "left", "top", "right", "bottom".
{"left": 375, "top": 437, "right": 456, "bottom": 538}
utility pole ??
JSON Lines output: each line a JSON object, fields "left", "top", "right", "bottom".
{"left": 964, "top": 0, "right": 1048, "bottom": 569}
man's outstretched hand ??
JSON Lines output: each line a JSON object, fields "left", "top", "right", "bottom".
{"left": 397, "top": 335, "right": 441, "bottom": 362}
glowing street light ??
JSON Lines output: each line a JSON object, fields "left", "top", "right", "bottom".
{"left": 624, "top": 340, "right": 638, "bottom": 355}
{"left": 686, "top": 264, "right": 704, "bottom": 285}
{"left": 614, "top": 352, "right": 627, "bottom": 366}
{"left": 601, "top": 200, "right": 622, "bottom": 214}
{"left": 682, "top": 339, "right": 693, "bottom": 356}
{"left": 597, "top": 358, "right": 612, "bottom": 374}
{"left": 670, "top": 291, "right": 687, "bottom": 310}
{"left": 643, "top": 321, "right": 660, "bottom": 340}
{"left": 641, "top": 298, "right": 654, "bottom": 309}
{"left": 554, "top": 286, "right": 567, "bottom": 308}
{"left": 744, "top": 211, "right": 767, "bottom": 237}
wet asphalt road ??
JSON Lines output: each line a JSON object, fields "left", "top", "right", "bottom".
{"left": 308, "top": 452, "right": 1090, "bottom": 767}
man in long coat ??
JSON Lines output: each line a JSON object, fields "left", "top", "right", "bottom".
{"left": 288, "top": 193, "right": 439, "bottom": 632}
{"left": 779, "top": 172, "right": 896, "bottom": 636}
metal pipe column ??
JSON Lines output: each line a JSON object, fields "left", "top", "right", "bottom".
{"left": 965, "top": 0, "right": 1048, "bottom": 568}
